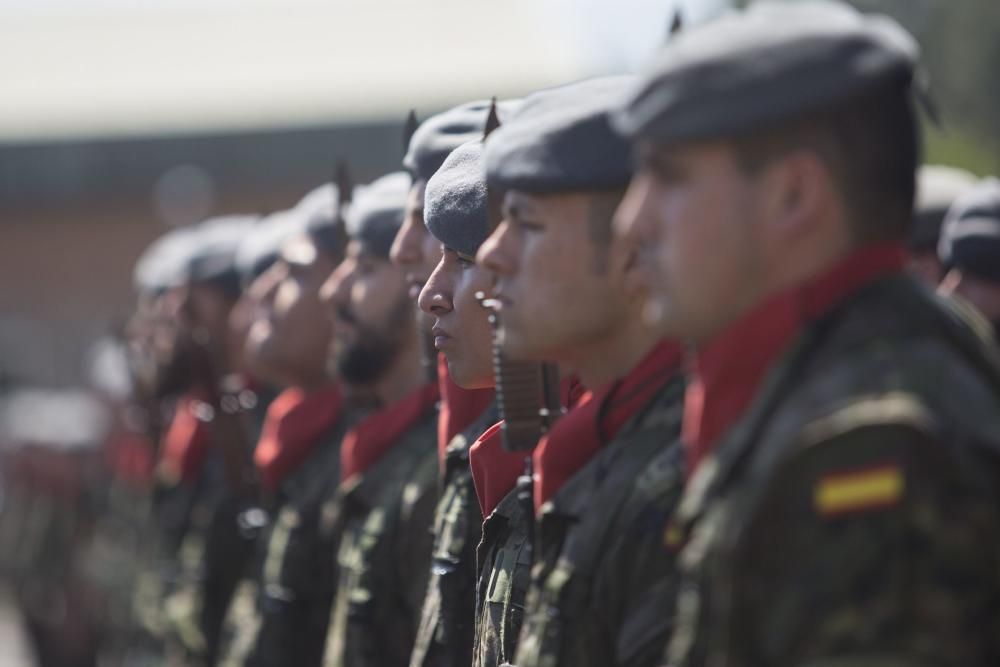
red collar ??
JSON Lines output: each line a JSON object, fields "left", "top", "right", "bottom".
{"left": 340, "top": 382, "right": 440, "bottom": 483}
{"left": 253, "top": 384, "right": 343, "bottom": 493}
{"left": 683, "top": 242, "right": 908, "bottom": 476}
{"left": 436, "top": 353, "right": 495, "bottom": 471}
{"left": 156, "top": 390, "right": 213, "bottom": 485}
{"left": 533, "top": 340, "right": 683, "bottom": 513}
{"left": 469, "top": 375, "right": 588, "bottom": 517}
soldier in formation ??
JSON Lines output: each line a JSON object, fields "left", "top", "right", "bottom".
{"left": 84, "top": 1, "right": 1000, "bottom": 665}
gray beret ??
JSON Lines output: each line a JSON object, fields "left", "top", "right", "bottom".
{"left": 234, "top": 210, "right": 305, "bottom": 285}
{"left": 346, "top": 172, "right": 410, "bottom": 258}
{"left": 134, "top": 227, "right": 196, "bottom": 294}
{"left": 404, "top": 100, "right": 520, "bottom": 183}
{"left": 938, "top": 177, "right": 1000, "bottom": 283}
{"left": 484, "top": 76, "right": 635, "bottom": 193}
{"left": 295, "top": 183, "right": 347, "bottom": 258}
{"left": 615, "top": 0, "right": 918, "bottom": 145}
{"left": 424, "top": 140, "right": 490, "bottom": 258}
{"left": 910, "top": 165, "right": 977, "bottom": 251}
{"left": 185, "top": 215, "right": 259, "bottom": 296}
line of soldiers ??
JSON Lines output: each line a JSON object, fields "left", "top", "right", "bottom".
{"left": 116, "top": 2, "right": 1000, "bottom": 666}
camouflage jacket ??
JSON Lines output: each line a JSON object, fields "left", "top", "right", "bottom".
{"left": 410, "top": 402, "right": 498, "bottom": 667}
{"left": 323, "top": 410, "right": 439, "bottom": 667}
{"left": 162, "top": 398, "right": 273, "bottom": 665}
{"left": 219, "top": 409, "right": 361, "bottom": 667}
{"left": 666, "top": 276, "right": 1000, "bottom": 666}
{"left": 513, "top": 375, "right": 686, "bottom": 667}
{"left": 471, "top": 475, "right": 533, "bottom": 667}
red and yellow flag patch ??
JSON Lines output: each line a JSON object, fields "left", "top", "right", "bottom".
{"left": 813, "top": 462, "right": 904, "bottom": 517}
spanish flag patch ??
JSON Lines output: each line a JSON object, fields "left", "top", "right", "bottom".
{"left": 813, "top": 462, "right": 904, "bottom": 517}
{"left": 663, "top": 521, "right": 685, "bottom": 551}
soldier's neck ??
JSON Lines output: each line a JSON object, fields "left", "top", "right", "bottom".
{"left": 567, "top": 317, "right": 663, "bottom": 390}
{"left": 371, "top": 337, "right": 428, "bottom": 407}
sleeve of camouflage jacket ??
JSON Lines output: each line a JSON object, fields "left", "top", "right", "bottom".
{"left": 394, "top": 457, "right": 439, "bottom": 641}
{"left": 719, "top": 420, "right": 1000, "bottom": 666}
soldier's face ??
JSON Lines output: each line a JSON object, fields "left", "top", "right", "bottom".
{"left": 244, "top": 236, "right": 336, "bottom": 387}
{"left": 321, "top": 240, "right": 414, "bottom": 385}
{"left": 390, "top": 179, "right": 442, "bottom": 303}
{"left": 477, "top": 190, "right": 628, "bottom": 366}
{"left": 417, "top": 247, "right": 494, "bottom": 389}
{"left": 939, "top": 268, "right": 1000, "bottom": 332}
{"left": 615, "top": 140, "right": 765, "bottom": 343}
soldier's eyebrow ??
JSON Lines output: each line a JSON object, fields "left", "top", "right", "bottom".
{"left": 504, "top": 203, "right": 534, "bottom": 224}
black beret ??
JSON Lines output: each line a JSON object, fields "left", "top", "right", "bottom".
{"left": 404, "top": 100, "right": 520, "bottom": 183}
{"left": 938, "top": 177, "right": 1000, "bottom": 283}
{"left": 296, "top": 183, "right": 347, "bottom": 259}
{"left": 615, "top": 0, "right": 918, "bottom": 145}
{"left": 424, "top": 141, "right": 490, "bottom": 258}
{"left": 346, "top": 172, "right": 410, "bottom": 258}
{"left": 484, "top": 76, "right": 636, "bottom": 193}
{"left": 910, "top": 165, "right": 977, "bottom": 252}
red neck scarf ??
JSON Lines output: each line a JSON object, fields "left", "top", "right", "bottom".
{"left": 683, "top": 242, "right": 908, "bottom": 477}
{"left": 469, "top": 376, "right": 586, "bottom": 517}
{"left": 253, "top": 384, "right": 343, "bottom": 493}
{"left": 437, "top": 353, "right": 495, "bottom": 470}
{"left": 340, "top": 382, "right": 440, "bottom": 483}
{"left": 533, "top": 341, "right": 683, "bottom": 513}
{"left": 157, "top": 391, "right": 212, "bottom": 485}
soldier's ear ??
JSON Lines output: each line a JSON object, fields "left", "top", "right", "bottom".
{"left": 760, "top": 150, "right": 833, "bottom": 244}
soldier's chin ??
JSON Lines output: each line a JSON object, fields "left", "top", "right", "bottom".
{"left": 641, "top": 298, "right": 665, "bottom": 328}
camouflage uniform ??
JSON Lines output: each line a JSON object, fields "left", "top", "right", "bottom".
{"left": 410, "top": 403, "right": 498, "bottom": 667}
{"left": 471, "top": 478, "right": 533, "bottom": 667}
{"left": 323, "top": 410, "right": 439, "bottom": 667}
{"left": 513, "top": 375, "right": 685, "bottom": 667}
{"left": 163, "top": 391, "right": 272, "bottom": 665}
{"left": 666, "top": 277, "right": 1000, "bottom": 666}
{"left": 219, "top": 408, "right": 362, "bottom": 667}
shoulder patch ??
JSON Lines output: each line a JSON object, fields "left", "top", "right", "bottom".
{"left": 813, "top": 461, "right": 904, "bottom": 518}
{"left": 799, "top": 391, "right": 936, "bottom": 448}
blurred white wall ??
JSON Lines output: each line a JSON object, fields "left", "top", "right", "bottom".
{"left": 0, "top": 0, "right": 731, "bottom": 142}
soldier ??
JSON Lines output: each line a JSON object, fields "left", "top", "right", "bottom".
{"left": 909, "top": 165, "right": 976, "bottom": 286}
{"left": 473, "top": 75, "right": 687, "bottom": 667}
{"left": 938, "top": 177, "right": 1000, "bottom": 337}
{"left": 614, "top": 2, "right": 1000, "bottom": 664}
{"left": 137, "top": 215, "right": 256, "bottom": 662}
{"left": 217, "top": 183, "right": 356, "bottom": 667}
{"left": 394, "top": 101, "right": 502, "bottom": 450}
{"left": 411, "top": 122, "right": 521, "bottom": 667}
{"left": 320, "top": 172, "right": 440, "bottom": 667}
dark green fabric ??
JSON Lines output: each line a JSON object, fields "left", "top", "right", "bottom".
{"left": 666, "top": 276, "right": 1000, "bottom": 666}
{"left": 218, "top": 409, "right": 362, "bottom": 667}
{"left": 472, "top": 484, "right": 532, "bottom": 667}
{"left": 410, "top": 403, "right": 498, "bottom": 667}
{"left": 323, "top": 410, "right": 439, "bottom": 667}
{"left": 513, "top": 374, "right": 686, "bottom": 667}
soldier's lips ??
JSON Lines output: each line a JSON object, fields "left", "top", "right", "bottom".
{"left": 431, "top": 326, "right": 452, "bottom": 349}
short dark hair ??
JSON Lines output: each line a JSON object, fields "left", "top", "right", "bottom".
{"left": 730, "top": 82, "right": 920, "bottom": 244}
